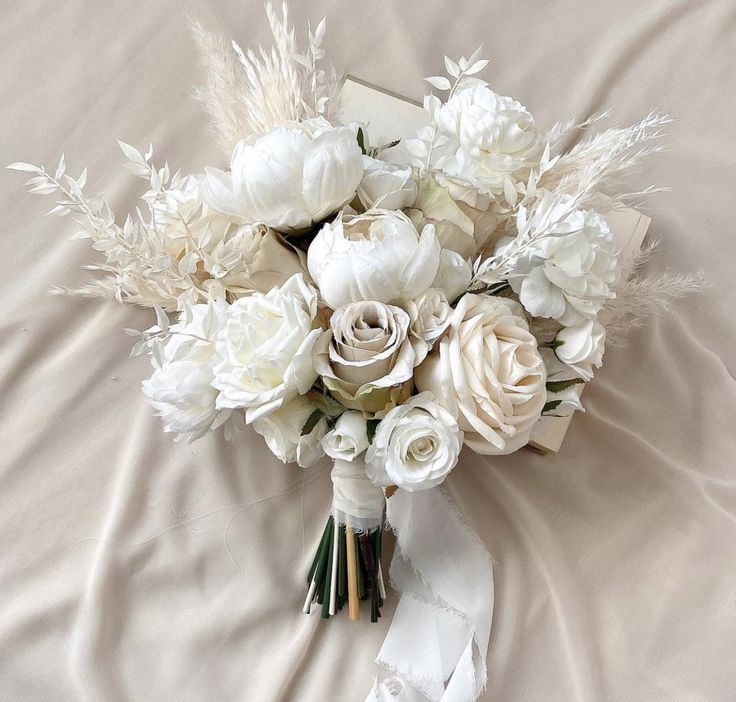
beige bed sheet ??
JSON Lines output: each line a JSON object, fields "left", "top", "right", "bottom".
{"left": 1, "top": 1, "right": 735, "bottom": 700}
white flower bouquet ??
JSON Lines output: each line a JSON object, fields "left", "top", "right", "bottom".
{"left": 10, "top": 4, "right": 699, "bottom": 699}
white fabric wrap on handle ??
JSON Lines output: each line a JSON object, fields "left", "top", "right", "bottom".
{"left": 331, "top": 458, "right": 385, "bottom": 532}
{"left": 366, "top": 488, "right": 494, "bottom": 702}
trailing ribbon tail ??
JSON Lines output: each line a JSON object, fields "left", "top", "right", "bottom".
{"left": 366, "top": 488, "right": 494, "bottom": 702}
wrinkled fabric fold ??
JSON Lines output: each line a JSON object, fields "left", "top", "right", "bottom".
{"left": 366, "top": 488, "right": 494, "bottom": 702}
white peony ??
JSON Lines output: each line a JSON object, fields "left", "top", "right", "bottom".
{"left": 322, "top": 411, "right": 370, "bottom": 462}
{"left": 315, "top": 300, "right": 426, "bottom": 414}
{"left": 357, "top": 156, "right": 417, "bottom": 211}
{"left": 307, "top": 209, "right": 441, "bottom": 309}
{"left": 415, "top": 294, "right": 547, "bottom": 454}
{"left": 500, "top": 192, "right": 620, "bottom": 325}
{"left": 407, "top": 288, "right": 452, "bottom": 345}
{"left": 142, "top": 300, "right": 231, "bottom": 442}
{"left": 418, "top": 85, "right": 543, "bottom": 199}
{"left": 365, "top": 393, "right": 462, "bottom": 491}
{"left": 555, "top": 319, "right": 606, "bottom": 381}
{"left": 213, "top": 274, "right": 327, "bottom": 422}
{"left": 252, "top": 394, "right": 328, "bottom": 467}
{"left": 203, "top": 118, "right": 363, "bottom": 232}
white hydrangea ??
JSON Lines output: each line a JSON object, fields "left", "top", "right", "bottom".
{"left": 499, "top": 191, "right": 620, "bottom": 326}
{"left": 142, "top": 301, "right": 232, "bottom": 442}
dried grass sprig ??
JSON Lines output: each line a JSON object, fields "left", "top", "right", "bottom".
{"left": 601, "top": 240, "right": 705, "bottom": 346}
{"left": 190, "top": 3, "right": 342, "bottom": 155}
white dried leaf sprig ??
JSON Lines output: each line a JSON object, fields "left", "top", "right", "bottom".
{"left": 408, "top": 46, "right": 488, "bottom": 170}
{"left": 9, "top": 145, "right": 220, "bottom": 310}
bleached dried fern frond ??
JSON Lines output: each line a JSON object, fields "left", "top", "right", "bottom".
{"left": 191, "top": 3, "right": 343, "bottom": 155}
{"left": 601, "top": 240, "right": 705, "bottom": 347}
{"left": 539, "top": 111, "right": 672, "bottom": 212}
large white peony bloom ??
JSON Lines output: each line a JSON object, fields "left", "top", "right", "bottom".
{"left": 365, "top": 393, "right": 462, "bottom": 491}
{"left": 252, "top": 394, "right": 328, "bottom": 467}
{"left": 315, "top": 300, "right": 426, "bottom": 414}
{"left": 142, "top": 300, "right": 231, "bottom": 442}
{"left": 213, "top": 274, "right": 327, "bottom": 422}
{"left": 203, "top": 118, "right": 363, "bottom": 232}
{"left": 307, "top": 209, "right": 441, "bottom": 309}
{"left": 417, "top": 85, "right": 543, "bottom": 199}
{"left": 500, "top": 192, "right": 620, "bottom": 326}
{"left": 415, "top": 294, "right": 547, "bottom": 454}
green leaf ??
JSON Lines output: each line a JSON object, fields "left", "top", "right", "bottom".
{"left": 542, "top": 339, "right": 564, "bottom": 350}
{"left": 301, "top": 409, "right": 324, "bottom": 436}
{"left": 356, "top": 128, "right": 367, "bottom": 155}
{"left": 306, "top": 390, "right": 344, "bottom": 418}
{"left": 546, "top": 378, "right": 585, "bottom": 393}
{"left": 542, "top": 400, "right": 562, "bottom": 414}
{"left": 366, "top": 419, "right": 380, "bottom": 444}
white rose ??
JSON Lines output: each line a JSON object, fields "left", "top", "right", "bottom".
{"left": 142, "top": 300, "right": 232, "bottom": 442}
{"left": 315, "top": 300, "right": 425, "bottom": 414}
{"left": 203, "top": 118, "right": 363, "bottom": 232}
{"left": 408, "top": 288, "right": 452, "bottom": 345}
{"left": 432, "top": 249, "right": 472, "bottom": 303}
{"left": 322, "top": 411, "right": 370, "bottom": 462}
{"left": 413, "top": 85, "right": 542, "bottom": 199}
{"left": 357, "top": 156, "right": 418, "bottom": 211}
{"left": 538, "top": 348, "right": 585, "bottom": 417}
{"left": 205, "top": 224, "right": 309, "bottom": 296}
{"left": 252, "top": 394, "right": 328, "bottom": 467}
{"left": 365, "top": 393, "right": 462, "bottom": 491}
{"left": 501, "top": 191, "right": 620, "bottom": 325}
{"left": 213, "top": 274, "right": 326, "bottom": 422}
{"left": 555, "top": 319, "right": 606, "bottom": 381}
{"left": 307, "top": 209, "right": 441, "bottom": 309}
{"left": 415, "top": 294, "right": 547, "bottom": 454}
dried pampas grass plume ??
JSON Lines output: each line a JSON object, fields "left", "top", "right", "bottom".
{"left": 190, "top": 3, "right": 343, "bottom": 155}
{"left": 601, "top": 240, "right": 705, "bottom": 347}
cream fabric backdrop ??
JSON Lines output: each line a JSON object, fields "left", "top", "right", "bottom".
{"left": 2, "top": 1, "right": 735, "bottom": 700}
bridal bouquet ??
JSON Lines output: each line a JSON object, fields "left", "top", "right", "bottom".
{"left": 11, "top": 4, "right": 698, "bottom": 700}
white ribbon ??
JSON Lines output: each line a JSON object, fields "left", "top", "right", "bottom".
{"left": 331, "top": 458, "right": 385, "bottom": 532}
{"left": 365, "top": 488, "right": 494, "bottom": 702}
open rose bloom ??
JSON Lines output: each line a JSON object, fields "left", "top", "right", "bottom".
{"left": 13, "top": 4, "right": 686, "bottom": 694}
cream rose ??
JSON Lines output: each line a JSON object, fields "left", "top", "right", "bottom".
{"left": 555, "top": 319, "right": 606, "bottom": 381}
{"left": 213, "top": 274, "right": 326, "bottom": 422}
{"left": 415, "top": 294, "right": 547, "bottom": 454}
{"left": 365, "top": 393, "right": 462, "bottom": 491}
{"left": 307, "top": 209, "right": 441, "bottom": 310}
{"left": 408, "top": 288, "right": 452, "bottom": 345}
{"left": 252, "top": 394, "right": 328, "bottom": 467}
{"left": 322, "top": 411, "right": 370, "bottom": 462}
{"left": 315, "top": 300, "right": 425, "bottom": 414}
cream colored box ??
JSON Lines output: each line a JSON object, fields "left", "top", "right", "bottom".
{"left": 339, "top": 77, "right": 649, "bottom": 454}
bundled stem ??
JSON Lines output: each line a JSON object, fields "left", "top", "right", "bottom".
{"left": 304, "top": 513, "right": 384, "bottom": 622}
